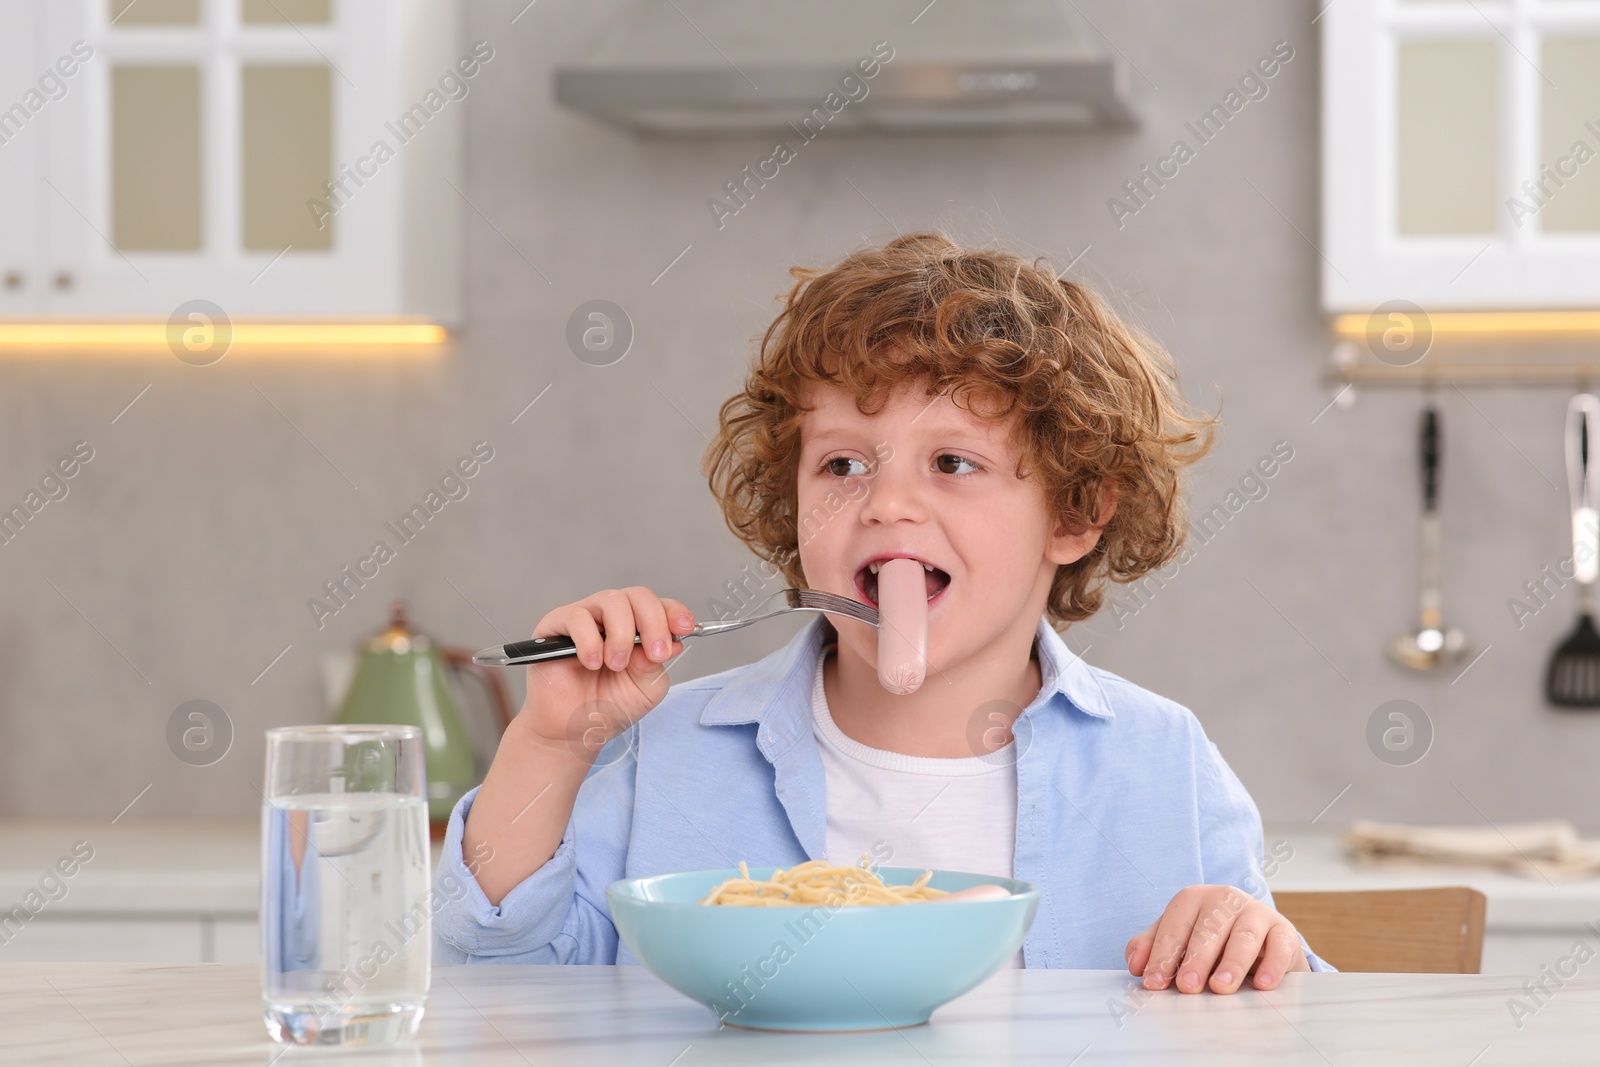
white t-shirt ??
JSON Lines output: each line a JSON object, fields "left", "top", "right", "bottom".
{"left": 810, "top": 650, "right": 1025, "bottom": 967}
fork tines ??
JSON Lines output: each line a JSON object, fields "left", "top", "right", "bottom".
{"left": 788, "top": 588, "right": 880, "bottom": 627}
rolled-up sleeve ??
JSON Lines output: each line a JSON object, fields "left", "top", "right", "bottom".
{"left": 432, "top": 731, "right": 638, "bottom": 964}
{"left": 1193, "top": 731, "right": 1338, "bottom": 974}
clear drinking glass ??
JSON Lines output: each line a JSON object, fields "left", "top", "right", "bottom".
{"left": 262, "top": 725, "right": 431, "bottom": 1045}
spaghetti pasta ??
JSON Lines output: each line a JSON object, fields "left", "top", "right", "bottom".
{"left": 700, "top": 856, "right": 949, "bottom": 907}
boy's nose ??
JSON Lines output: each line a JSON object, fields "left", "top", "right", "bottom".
{"left": 858, "top": 464, "right": 928, "bottom": 525}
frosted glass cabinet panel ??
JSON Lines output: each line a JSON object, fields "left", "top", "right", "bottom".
{"left": 0, "top": 0, "right": 462, "bottom": 324}
{"left": 1323, "top": 1, "right": 1600, "bottom": 309}
{"left": 1538, "top": 37, "right": 1600, "bottom": 235}
{"left": 240, "top": 65, "right": 333, "bottom": 251}
{"left": 110, "top": 0, "right": 201, "bottom": 25}
{"left": 241, "top": 0, "right": 331, "bottom": 23}
{"left": 110, "top": 65, "right": 204, "bottom": 251}
{"left": 1395, "top": 40, "right": 1498, "bottom": 236}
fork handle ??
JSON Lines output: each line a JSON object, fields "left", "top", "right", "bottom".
{"left": 489, "top": 634, "right": 595, "bottom": 665}
{"left": 478, "top": 626, "right": 719, "bottom": 667}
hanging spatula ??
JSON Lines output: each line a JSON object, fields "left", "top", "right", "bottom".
{"left": 1546, "top": 393, "right": 1600, "bottom": 708}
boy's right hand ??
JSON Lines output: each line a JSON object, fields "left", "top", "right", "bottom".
{"left": 515, "top": 587, "right": 695, "bottom": 763}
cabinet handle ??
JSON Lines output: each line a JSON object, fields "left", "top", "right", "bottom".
{"left": 2, "top": 271, "right": 21, "bottom": 290}
{"left": 53, "top": 271, "right": 74, "bottom": 290}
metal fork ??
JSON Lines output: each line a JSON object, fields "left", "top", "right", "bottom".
{"left": 472, "top": 588, "right": 880, "bottom": 666}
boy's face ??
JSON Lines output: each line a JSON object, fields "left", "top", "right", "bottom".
{"left": 795, "top": 381, "right": 1105, "bottom": 679}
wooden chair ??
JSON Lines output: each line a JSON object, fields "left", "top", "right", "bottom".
{"left": 1273, "top": 888, "right": 1487, "bottom": 973}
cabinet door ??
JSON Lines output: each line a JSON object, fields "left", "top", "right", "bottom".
{"left": 1323, "top": 1, "right": 1600, "bottom": 311}
{"left": 0, "top": 0, "right": 44, "bottom": 316}
{"left": 0, "top": 917, "right": 205, "bottom": 962}
{"left": 211, "top": 916, "right": 260, "bottom": 963}
{"left": 38, "top": 0, "right": 398, "bottom": 317}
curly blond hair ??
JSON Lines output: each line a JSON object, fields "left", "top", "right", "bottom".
{"left": 703, "top": 232, "right": 1217, "bottom": 627}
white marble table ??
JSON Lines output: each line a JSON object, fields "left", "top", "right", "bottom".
{"left": 5, "top": 962, "right": 1599, "bottom": 1065}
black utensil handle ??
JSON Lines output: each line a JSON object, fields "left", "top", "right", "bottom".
{"left": 1421, "top": 406, "right": 1439, "bottom": 511}
{"left": 500, "top": 633, "right": 643, "bottom": 664}
{"left": 501, "top": 635, "right": 581, "bottom": 663}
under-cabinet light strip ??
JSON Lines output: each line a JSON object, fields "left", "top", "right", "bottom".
{"left": 1332, "top": 311, "right": 1600, "bottom": 337}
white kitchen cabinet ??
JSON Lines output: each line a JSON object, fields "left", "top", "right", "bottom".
{"left": 0, "top": 916, "right": 260, "bottom": 963}
{"left": 0, "top": 917, "right": 208, "bottom": 963}
{"left": 0, "top": 819, "right": 448, "bottom": 965}
{"left": 0, "top": 0, "right": 463, "bottom": 324}
{"left": 212, "top": 916, "right": 261, "bottom": 964}
{"left": 0, "top": 0, "right": 43, "bottom": 318}
{"left": 1323, "top": 0, "right": 1600, "bottom": 311}
{"left": 1480, "top": 929, "right": 1597, "bottom": 977}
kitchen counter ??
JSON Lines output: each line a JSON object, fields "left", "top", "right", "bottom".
{"left": 5, "top": 819, "right": 1596, "bottom": 972}
{"left": 8, "top": 962, "right": 1600, "bottom": 1065}
{"left": 0, "top": 819, "right": 442, "bottom": 964}
{"left": 1265, "top": 823, "right": 1600, "bottom": 927}
{"left": 0, "top": 818, "right": 262, "bottom": 964}
{"left": 1264, "top": 823, "right": 1600, "bottom": 973}
{"left": 0, "top": 818, "right": 259, "bottom": 916}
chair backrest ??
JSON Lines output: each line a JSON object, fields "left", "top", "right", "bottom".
{"left": 1272, "top": 887, "right": 1487, "bottom": 973}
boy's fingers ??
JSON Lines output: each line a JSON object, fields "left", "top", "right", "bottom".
{"left": 660, "top": 598, "right": 696, "bottom": 637}
{"left": 552, "top": 608, "right": 604, "bottom": 670}
{"left": 1208, "top": 913, "right": 1272, "bottom": 994}
{"left": 624, "top": 645, "right": 671, "bottom": 697}
{"left": 1175, "top": 890, "right": 1249, "bottom": 993}
{"left": 1125, "top": 923, "right": 1156, "bottom": 976}
{"left": 1250, "top": 923, "right": 1304, "bottom": 990}
{"left": 622, "top": 587, "right": 673, "bottom": 663}
{"left": 1142, "top": 894, "right": 1200, "bottom": 990}
{"left": 591, "top": 591, "right": 638, "bottom": 671}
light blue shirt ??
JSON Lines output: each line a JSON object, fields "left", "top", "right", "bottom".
{"left": 433, "top": 616, "right": 1333, "bottom": 972}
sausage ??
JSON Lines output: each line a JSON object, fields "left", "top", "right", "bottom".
{"left": 876, "top": 557, "right": 928, "bottom": 695}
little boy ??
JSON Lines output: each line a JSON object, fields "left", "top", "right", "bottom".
{"left": 435, "top": 232, "right": 1332, "bottom": 993}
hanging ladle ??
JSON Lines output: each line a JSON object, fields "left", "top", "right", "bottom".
{"left": 1389, "top": 404, "right": 1469, "bottom": 671}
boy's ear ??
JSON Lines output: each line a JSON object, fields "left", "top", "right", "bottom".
{"left": 1045, "top": 482, "right": 1118, "bottom": 565}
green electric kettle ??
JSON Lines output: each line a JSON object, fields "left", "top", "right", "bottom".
{"left": 335, "top": 602, "right": 514, "bottom": 831}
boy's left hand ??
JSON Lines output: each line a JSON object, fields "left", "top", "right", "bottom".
{"left": 1125, "top": 885, "right": 1310, "bottom": 994}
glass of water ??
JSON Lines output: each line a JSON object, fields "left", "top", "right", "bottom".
{"left": 262, "top": 725, "right": 431, "bottom": 1045}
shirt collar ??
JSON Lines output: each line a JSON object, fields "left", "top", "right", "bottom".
{"left": 697, "top": 613, "right": 1114, "bottom": 738}
{"left": 1032, "top": 615, "right": 1115, "bottom": 720}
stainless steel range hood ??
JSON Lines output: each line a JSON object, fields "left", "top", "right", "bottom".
{"left": 554, "top": 0, "right": 1138, "bottom": 136}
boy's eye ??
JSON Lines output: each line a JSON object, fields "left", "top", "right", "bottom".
{"left": 934, "top": 454, "right": 979, "bottom": 475}
{"left": 824, "top": 457, "right": 871, "bottom": 477}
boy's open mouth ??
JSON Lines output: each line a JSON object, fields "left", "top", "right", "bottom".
{"left": 855, "top": 555, "right": 952, "bottom": 608}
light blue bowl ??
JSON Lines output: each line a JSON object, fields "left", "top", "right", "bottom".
{"left": 606, "top": 866, "right": 1039, "bottom": 1032}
